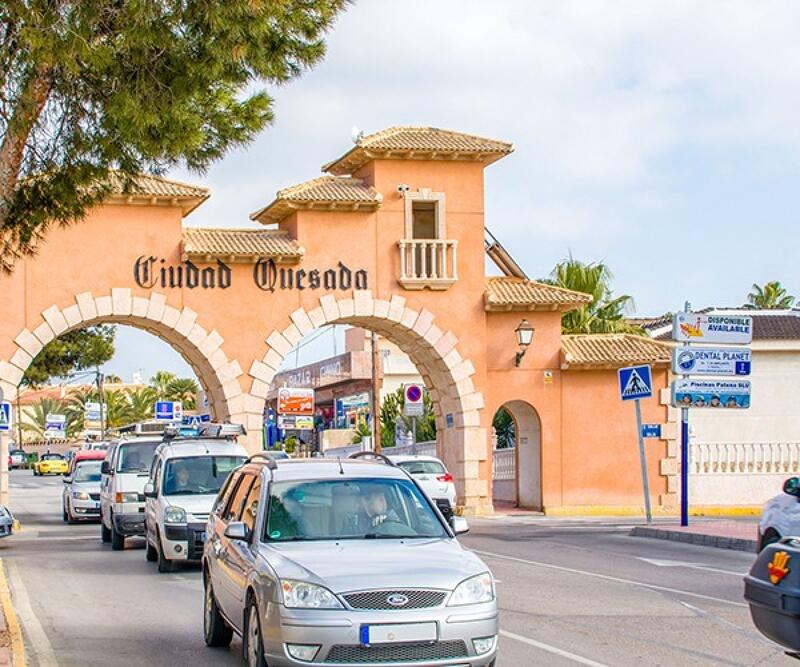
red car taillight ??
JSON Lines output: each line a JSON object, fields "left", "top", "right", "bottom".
{"left": 436, "top": 473, "right": 454, "bottom": 483}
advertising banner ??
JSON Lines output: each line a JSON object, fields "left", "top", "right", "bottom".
{"left": 672, "top": 312, "right": 753, "bottom": 344}
{"left": 277, "top": 388, "right": 315, "bottom": 416}
{"left": 671, "top": 379, "right": 751, "bottom": 409}
{"left": 672, "top": 347, "right": 752, "bottom": 376}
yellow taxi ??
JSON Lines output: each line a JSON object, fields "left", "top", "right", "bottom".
{"left": 32, "top": 453, "right": 69, "bottom": 476}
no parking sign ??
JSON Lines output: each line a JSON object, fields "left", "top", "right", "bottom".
{"left": 403, "top": 383, "right": 424, "bottom": 417}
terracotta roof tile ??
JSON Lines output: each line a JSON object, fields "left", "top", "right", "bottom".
{"left": 182, "top": 227, "right": 303, "bottom": 262}
{"left": 106, "top": 172, "right": 209, "bottom": 215}
{"left": 324, "top": 126, "right": 513, "bottom": 175}
{"left": 562, "top": 334, "right": 672, "bottom": 369}
{"left": 250, "top": 176, "right": 381, "bottom": 224}
{"left": 485, "top": 276, "right": 591, "bottom": 312}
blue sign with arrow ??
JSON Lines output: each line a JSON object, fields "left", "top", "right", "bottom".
{"left": 618, "top": 365, "right": 653, "bottom": 402}
{"left": 0, "top": 402, "right": 11, "bottom": 432}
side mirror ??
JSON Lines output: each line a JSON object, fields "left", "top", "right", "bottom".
{"left": 63, "top": 477, "right": 72, "bottom": 484}
{"left": 450, "top": 516, "right": 469, "bottom": 536}
{"left": 784, "top": 477, "right": 800, "bottom": 497}
{"left": 101, "top": 461, "right": 111, "bottom": 475}
{"left": 143, "top": 482, "right": 156, "bottom": 498}
{"left": 224, "top": 521, "right": 250, "bottom": 541}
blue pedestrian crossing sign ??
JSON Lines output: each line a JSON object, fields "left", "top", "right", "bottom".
{"left": 618, "top": 365, "right": 653, "bottom": 402}
{"left": 0, "top": 402, "right": 11, "bottom": 432}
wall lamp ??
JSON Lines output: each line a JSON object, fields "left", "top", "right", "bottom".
{"left": 514, "top": 319, "right": 535, "bottom": 367}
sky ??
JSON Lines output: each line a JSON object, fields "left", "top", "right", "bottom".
{"left": 104, "top": 0, "right": 800, "bottom": 382}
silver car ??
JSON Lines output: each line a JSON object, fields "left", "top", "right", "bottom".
{"left": 203, "top": 453, "right": 498, "bottom": 667}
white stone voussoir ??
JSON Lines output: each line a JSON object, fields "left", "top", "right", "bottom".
{"left": 95, "top": 296, "right": 113, "bottom": 318}
{"left": 146, "top": 293, "right": 167, "bottom": 322}
{"left": 400, "top": 307, "right": 420, "bottom": 330}
{"left": 131, "top": 296, "right": 149, "bottom": 319}
{"left": 290, "top": 308, "right": 314, "bottom": 336}
{"left": 266, "top": 331, "right": 292, "bottom": 358}
{"left": 282, "top": 323, "right": 303, "bottom": 348}
{"left": 160, "top": 305, "right": 181, "bottom": 329}
{"left": 434, "top": 331, "right": 458, "bottom": 357}
{"left": 62, "top": 304, "right": 82, "bottom": 329}
{"left": 221, "top": 380, "right": 243, "bottom": 400}
{"left": 217, "top": 359, "right": 243, "bottom": 385}
{"left": 199, "top": 329, "right": 224, "bottom": 357}
{"left": 353, "top": 289, "right": 374, "bottom": 317}
{"left": 387, "top": 295, "right": 406, "bottom": 322}
{"left": 337, "top": 299, "right": 355, "bottom": 319}
{"left": 111, "top": 288, "right": 133, "bottom": 316}
{"left": 175, "top": 307, "right": 198, "bottom": 337}
{"left": 373, "top": 299, "right": 390, "bottom": 320}
{"left": 250, "top": 379, "right": 270, "bottom": 399}
{"left": 75, "top": 292, "right": 98, "bottom": 321}
{"left": 14, "top": 329, "right": 43, "bottom": 357}
{"left": 413, "top": 309, "right": 435, "bottom": 338}
{"left": 187, "top": 324, "right": 208, "bottom": 348}
{"left": 249, "top": 360, "right": 275, "bottom": 385}
{"left": 319, "top": 295, "right": 340, "bottom": 322}
{"left": 42, "top": 305, "right": 68, "bottom": 336}
{"left": 32, "top": 321, "right": 55, "bottom": 347}
{"left": 0, "top": 361, "right": 23, "bottom": 387}
{"left": 307, "top": 307, "right": 326, "bottom": 330}
{"left": 9, "top": 348, "right": 32, "bottom": 372}
{"left": 263, "top": 348, "right": 283, "bottom": 371}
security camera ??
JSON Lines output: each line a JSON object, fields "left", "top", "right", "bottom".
{"left": 396, "top": 184, "right": 410, "bottom": 193}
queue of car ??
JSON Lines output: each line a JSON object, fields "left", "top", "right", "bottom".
{"left": 42, "top": 423, "right": 492, "bottom": 666}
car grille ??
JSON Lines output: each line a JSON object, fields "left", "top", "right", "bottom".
{"left": 325, "top": 640, "right": 467, "bottom": 664}
{"left": 343, "top": 590, "right": 447, "bottom": 610}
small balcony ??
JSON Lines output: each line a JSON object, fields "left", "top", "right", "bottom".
{"left": 398, "top": 239, "right": 458, "bottom": 290}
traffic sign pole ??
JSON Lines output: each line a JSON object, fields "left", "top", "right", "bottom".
{"left": 635, "top": 398, "right": 652, "bottom": 523}
{"left": 680, "top": 301, "right": 691, "bottom": 527}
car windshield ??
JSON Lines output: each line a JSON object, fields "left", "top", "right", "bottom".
{"left": 163, "top": 456, "right": 245, "bottom": 496}
{"left": 42, "top": 454, "right": 63, "bottom": 461}
{"left": 74, "top": 461, "right": 102, "bottom": 483}
{"left": 397, "top": 460, "right": 446, "bottom": 475}
{"left": 116, "top": 442, "right": 159, "bottom": 473}
{"left": 264, "top": 478, "right": 448, "bottom": 542}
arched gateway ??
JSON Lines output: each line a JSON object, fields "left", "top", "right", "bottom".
{"left": 0, "top": 126, "right": 678, "bottom": 515}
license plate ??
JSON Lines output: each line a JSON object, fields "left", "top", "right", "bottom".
{"left": 360, "top": 622, "right": 437, "bottom": 645}
{"left": 93, "top": 502, "right": 100, "bottom": 509}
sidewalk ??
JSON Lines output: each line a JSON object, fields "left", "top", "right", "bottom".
{"left": 0, "top": 559, "right": 25, "bottom": 666}
{"left": 629, "top": 519, "right": 759, "bottom": 552}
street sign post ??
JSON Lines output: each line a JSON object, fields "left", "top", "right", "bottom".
{"left": 0, "top": 402, "right": 9, "bottom": 506}
{"left": 403, "top": 384, "right": 424, "bottom": 455}
{"left": 44, "top": 413, "right": 66, "bottom": 439}
{"left": 618, "top": 365, "right": 653, "bottom": 523}
{"left": 672, "top": 347, "right": 751, "bottom": 376}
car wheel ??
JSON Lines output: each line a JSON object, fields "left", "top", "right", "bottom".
{"left": 145, "top": 530, "right": 158, "bottom": 563}
{"left": 101, "top": 519, "right": 111, "bottom": 543}
{"left": 111, "top": 519, "right": 125, "bottom": 551}
{"left": 203, "top": 576, "right": 233, "bottom": 648}
{"left": 760, "top": 529, "right": 781, "bottom": 551}
{"left": 243, "top": 597, "right": 267, "bottom": 667}
{"left": 156, "top": 530, "right": 175, "bottom": 573}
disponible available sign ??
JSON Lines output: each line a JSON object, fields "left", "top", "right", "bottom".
{"left": 277, "top": 388, "right": 315, "bottom": 416}
{"left": 672, "top": 312, "right": 753, "bottom": 344}
{"left": 672, "top": 347, "right": 752, "bottom": 376}
{"left": 672, "top": 379, "right": 751, "bottom": 409}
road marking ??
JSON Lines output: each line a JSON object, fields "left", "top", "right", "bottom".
{"left": 500, "top": 630, "right": 609, "bottom": 666}
{"left": 5, "top": 560, "right": 58, "bottom": 666}
{"left": 0, "top": 558, "right": 26, "bottom": 666}
{"left": 637, "top": 557, "right": 746, "bottom": 577}
{"left": 474, "top": 550, "right": 748, "bottom": 608}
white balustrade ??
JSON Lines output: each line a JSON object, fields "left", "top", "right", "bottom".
{"left": 398, "top": 239, "right": 458, "bottom": 290}
{"left": 492, "top": 447, "right": 516, "bottom": 481}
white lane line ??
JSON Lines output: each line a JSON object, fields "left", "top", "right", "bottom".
{"left": 6, "top": 559, "right": 59, "bottom": 666}
{"left": 474, "top": 550, "right": 747, "bottom": 608}
{"left": 500, "top": 630, "right": 609, "bottom": 666}
{"left": 636, "top": 557, "right": 746, "bottom": 577}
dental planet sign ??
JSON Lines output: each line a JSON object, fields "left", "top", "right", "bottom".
{"left": 672, "top": 312, "right": 753, "bottom": 345}
{"left": 672, "top": 347, "right": 752, "bottom": 376}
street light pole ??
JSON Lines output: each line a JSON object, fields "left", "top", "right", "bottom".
{"left": 370, "top": 331, "right": 382, "bottom": 453}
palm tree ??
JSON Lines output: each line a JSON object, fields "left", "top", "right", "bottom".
{"left": 149, "top": 371, "right": 177, "bottom": 400}
{"left": 127, "top": 386, "right": 158, "bottom": 422}
{"left": 493, "top": 408, "right": 515, "bottom": 449}
{"left": 546, "top": 257, "right": 643, "bottom": 334}
{"left": 102, "top": 389, "right": 134, "bottom": 429}
{"left": 22, "top": 397, "right": 73, "bottom": 439}
{"left": 746, "top": 281, "right": 796, "bottom": 309}
{"left": 165, "top": 378, "right": 200, "bottom": 410}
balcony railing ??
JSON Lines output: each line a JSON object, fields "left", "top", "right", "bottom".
{"left": 398, "top": 239, "right": 458, "bottom": 290}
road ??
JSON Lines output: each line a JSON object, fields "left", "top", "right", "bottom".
{"left": 1, "top": 470, "right": 791, "bottom": 666}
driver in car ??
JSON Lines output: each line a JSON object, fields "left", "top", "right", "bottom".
{"left": 347, "top": 484, "right": 405, "bottom": 532}
{"left": 172, "top": 463, "right": 194, "bottom": 492}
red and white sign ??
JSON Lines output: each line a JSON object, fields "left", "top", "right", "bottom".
{"left": 403, "top": 383, "right": 424, "bottom": 417}
{"left": 277, "top": 388, "right": 315, "bottom": 416}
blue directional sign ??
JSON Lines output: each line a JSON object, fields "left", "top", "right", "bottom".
{"left": 182, "top": 414, "right": 211, "bottom": 426}
{"left": 641, "top": 423, "right": 662, "bottom": 439}
{"left": 0, "top": 402, "right": 11, "bottom": 432}
{"left": 155, "top": 401, "right": 182, "bottom": 422}
{"left": 618, "top": 365, "right": 653, "bottom": 402}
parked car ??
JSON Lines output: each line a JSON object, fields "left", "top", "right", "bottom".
{"left": 9, "top": 449, "right": 27, "bottom": 469}
{"left": 63, "top": 457, "right": 104, "bottom": 523}
{"left": 32, "top": 452, "right": 69, "bottom": 476}
{"left": 0, "top": 506, "right": 16, "bottom": 538}
{"left": 388, "top": 454, "right": 457, "bottom": 520}
{"left": 144, "top": 439, "right": 246, "bottom": 572}
{"left": 758, "top": 476, "right": 800, "bottom": 551}
{"left": 202, "top": 452, "right": 497, "bottom": 667}
{"left": 100, "top": 438, "right": 162, "bottom": 550}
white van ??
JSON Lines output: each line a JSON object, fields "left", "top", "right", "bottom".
{"left": 144, "top": 440, "right": 246, "bottom": 572}
{"left": 100, "top": 438, "right": 163, "bottom": 550}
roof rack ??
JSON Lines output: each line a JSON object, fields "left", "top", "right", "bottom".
{"left": 246, "top": 452, "right": 278, "bottom": 471}
{"left": 347, "top": 451, "right": 396, "bottom": 466}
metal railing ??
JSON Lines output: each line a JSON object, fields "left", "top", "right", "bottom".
{"left": 691, "top": 442, "right": 800, "bottom": 475}
{"left": 398, "top": 239, "right": 458, "bottom": 289}
{"left": 492, "top": 447, "right": 516, "bottom": 480}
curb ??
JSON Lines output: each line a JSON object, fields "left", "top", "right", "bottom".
{"left": 0, "top": 559, "right": 25, "bottom": 666}
{"left": 629, "top": 526, "right": 757, "bottom": 553}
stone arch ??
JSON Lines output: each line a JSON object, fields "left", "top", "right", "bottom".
{"left": 0, "top": 288, "right": 248, "bottom": 443}
{"left": 246, "top": 290, "right": 489, "bottom": 512}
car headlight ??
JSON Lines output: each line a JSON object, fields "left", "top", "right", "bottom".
{"left": 72, "top": 491, "right": 90, "bottom": 501}
{"left": 115, "top": 492, "right": 140, "bottom": 503}
{"left": 280, "top": 580, "right": 343, "bottom": 609}
{"left": 164, "top": 506, "right": 187, "bottom": 524}
{"left": 448, "top": 572, "right": 494, "bottom": 606}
